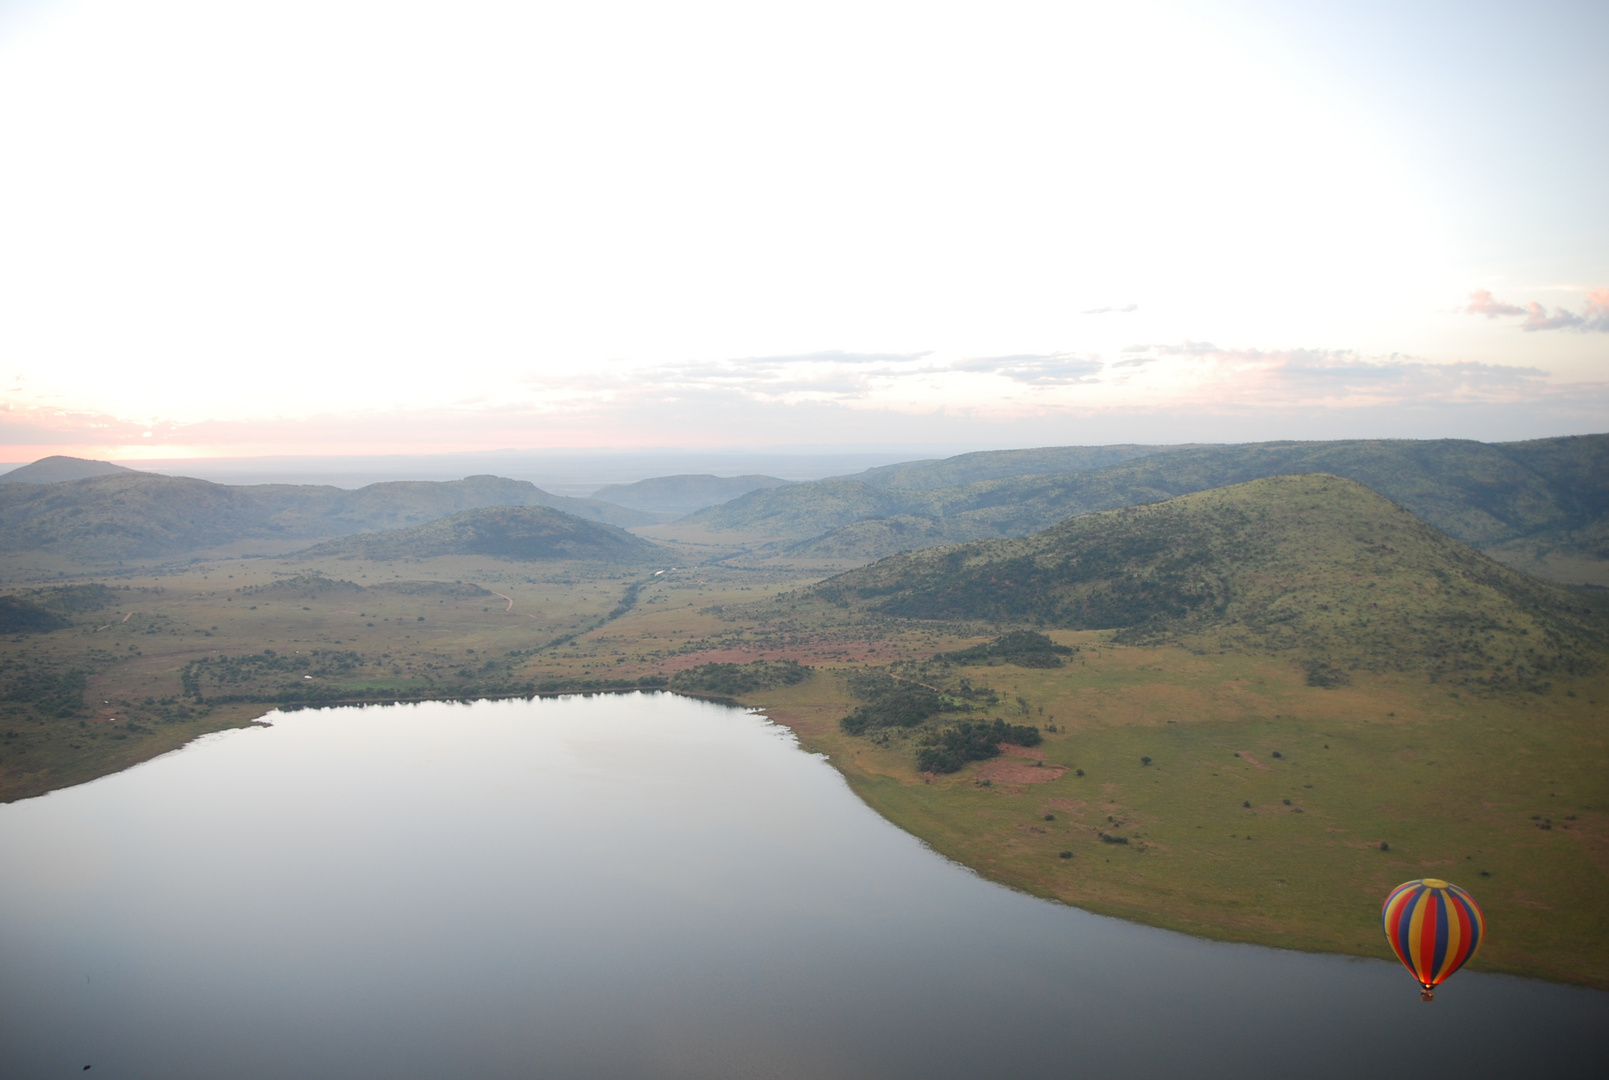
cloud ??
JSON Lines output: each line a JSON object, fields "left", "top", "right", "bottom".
{"left": 559, "top": 350, "right": 951, "bottom": 408}
{"left": 727, "top": 350, "right": 930, "bottom": 369}
{"left": 949, "top": 353, "right": 1106, "bottom": 386}
{"left": 1079, "top": 304, "right": 1138, "bottom": 315}
{"left": 1580, "top": 287, "right": 1609, "bottom": 332}
{"left": 1110, "top": 342, "right": 1555, "bottom": 407}
{"left": 1464, "top": 289, "right": 1527, "bottom": 318}
{"left": 1464, "top": 288, "right": 1609, "bottom": 332}
{"left": 7, "top": 332, "right": 1607, "bottom": 464}
{"left": 1521, "top": 301, "right": 1582, "bottom": 332}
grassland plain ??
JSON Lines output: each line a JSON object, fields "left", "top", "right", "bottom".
{"left": 744, "top": 647, "right": 1609, "bottom": 990}
{"left": 3, "top": 480, "right": 1606, "bottom": 989}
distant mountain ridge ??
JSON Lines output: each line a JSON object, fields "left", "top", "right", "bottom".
{"left": 814, "top": 474, "right": 1606, "bottom": 692}
{"left": 841, "top": 444, "right": 1177, "bottom": 491}
{"left": 689, "top": 436, "right": 1609, "bottom": 576}
{"left": 0, "top": 465, "right": 655, "bottom": 562}
{"left": 298, "top": 505, "right": 659, "bottom": 562}
{"left": 0, "top": 455, "right": 140, "bottom": 484}
{"left": 8, "top": 437, "right": 1606, "bottom": 576}
{"left": 590, "top": 473, "right": 793, "bottom": 516}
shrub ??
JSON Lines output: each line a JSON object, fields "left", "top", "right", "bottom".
{"left": 915, "top": 718, "right": 1042, "bottom": 773}
{"left": 0, "top": 596, "right": 71, "bottom": 635}
{"left": 837, "top": 670, "right": 964, "bottom": 734}
{"left": 670, "top": 660, "right": 810, "bottom": 697}
{"left": 1304, "top": 660, "right": 1350, "bottom": 688}
{"left": 934, "top": 630, "right": 1075, "bottom": 668}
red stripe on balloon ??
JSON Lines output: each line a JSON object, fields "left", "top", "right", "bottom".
{"left": 1417, "top": 892, "right": 1438, "bottom": 983}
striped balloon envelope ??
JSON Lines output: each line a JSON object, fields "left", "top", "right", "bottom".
{"left": 1381, "top": 878, "right": 1486, "bottom": 1000}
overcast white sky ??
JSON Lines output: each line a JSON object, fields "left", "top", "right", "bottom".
{"left": 1, "top": 0, "right": 1604, "bottom": 461}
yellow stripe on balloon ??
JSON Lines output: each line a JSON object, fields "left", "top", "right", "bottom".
{"left": 1406, "top": 889, "right": 1430, "bottom": 982}
{"left": 1385, "top": 889, "right": 1413, "bottom": 965}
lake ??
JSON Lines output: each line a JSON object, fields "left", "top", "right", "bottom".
{"left": 1, "top": 693, "right": 1603, "bottom": 1078}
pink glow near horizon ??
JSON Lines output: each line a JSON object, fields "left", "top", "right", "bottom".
{"left": 2, "top": 3, "right": 1604, "bottom": 459}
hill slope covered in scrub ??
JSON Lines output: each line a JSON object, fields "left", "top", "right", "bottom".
{"left": 0, "top": 466, "right": 655, "bottom": 562}
{"left": 298, "top": 505, "right": 660, "bottom": 562}
{"left": 844, "top": 444, "right": 1175, "bottom": 491}
{"left": 691, "top": 436, "right": 1609, "bottom": 580}
{"left": 681, "top": 479, "right": 910, "bottom": 536}
{"left": 814, "top": 474, "right": 1606, "bottom": 692}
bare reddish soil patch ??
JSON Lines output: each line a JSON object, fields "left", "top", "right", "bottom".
{"left": 999, "top": 742, "right": 1045, "bottom": 760}
{"left": 978, "top": 759, "right": 1066, "bottom": 784}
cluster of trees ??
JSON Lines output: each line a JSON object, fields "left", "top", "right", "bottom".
{"left": 668, "top": 660, "right": 811, "bottom": 696}
{"left": 0, "top": 583, "right": 125, "bottom": 635}
{"left": 182, "top": 649, "right": 366, "bottom": 702}
{"left": 1, "top": 662, "right": 88, "bottom": 719}
{"left": 916, "top": 718, "right": 1042, "bottom": 773}
{"left": 838, "top": 671, "right": 952, "bottom": 734}
{"left": 836, "top": 668, "right": 1042, "bottom": 774}
{"left": 933, "top": 630, "right": 1075, "bottom": 668}
{"left": 0, "top": 596, "right": 70, "bottom": 634}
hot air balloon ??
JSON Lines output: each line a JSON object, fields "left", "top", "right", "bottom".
{"left": 1381, "top": 878, "right": 1485, "bottom": 1000}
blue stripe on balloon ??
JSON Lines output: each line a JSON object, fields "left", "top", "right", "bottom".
{"left": 1458, "top": 892, "right": 1480, "bottom": 959}
{"left": 1397, "top": 886, "right": 1422, "bottom": 976}
{"left": 1431, "top": 890, "right": 1450, "bottom": 980}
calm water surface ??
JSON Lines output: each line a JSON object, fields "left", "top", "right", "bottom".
{"left": 1, "top": 693, "right": 1602, "bottom": 1078}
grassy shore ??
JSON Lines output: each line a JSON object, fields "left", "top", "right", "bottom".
{"left": 746, "top": 642, "right": 1608, "bottom": 989}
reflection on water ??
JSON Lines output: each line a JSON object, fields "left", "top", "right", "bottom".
{"left": 1, "top": 693, "right": 1603, "bottom": 1079}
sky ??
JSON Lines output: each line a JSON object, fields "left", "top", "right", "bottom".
{"left": 1, "top": 0, "right": 1605, "bottom": 463}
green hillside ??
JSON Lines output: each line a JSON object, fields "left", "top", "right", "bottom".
{"left": 785, "top": 515, "right": 955, "bottom": 560}
{"left": 298, "top": 505, "right": 660, "bottom": 562}
{"left": 816, "top": 475, "right": 1605, "bottom": 692}
{"left": 680, "top": 479, "right": 905, "bottom": 536}
{"left": 846, "top": 444, "right": 1173, "bottom": 491}
{"left": 696, "top": 436, "right": 1609, "bottom": 580}
{"left": 0, "top": 465, "right": 655, "bottom": 562}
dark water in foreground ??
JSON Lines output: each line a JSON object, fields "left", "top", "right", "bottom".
{"left": 1, "top": 693, "right": 1602, "bottom": 1079}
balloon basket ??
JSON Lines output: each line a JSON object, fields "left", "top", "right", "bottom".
{"left": 1421, "top": 986, "right": 1434, "bottom": 1002}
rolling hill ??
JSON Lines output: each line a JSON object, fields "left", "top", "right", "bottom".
{"left": 844, "top": 443, "right": 1175, "bottom": 490}
{"left": 590, "top": 473, "right": 793, "bottom": 516}
{"left": 0, "top": 455, "right": 141, "bottom": 484}
{"left": 814, "top": 474, "right": 1606, "bottom": 692}
{"left": 680, "top": 479, "right": 909, "bottom": 536}
{"left": 0, "top": 465, "right": 656, "bottom": 562}
{"left": 695, "top": 436, "right": 1609, "bottom": 580}
{"left": 298, "top": 505, "right": 660, "bottom": 562}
